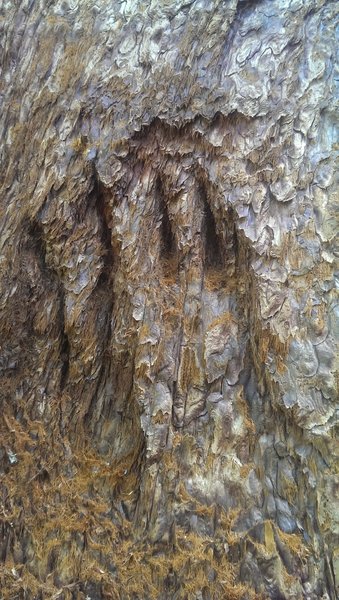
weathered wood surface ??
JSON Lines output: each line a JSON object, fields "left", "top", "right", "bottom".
{"left": 0, "top": 0, "right": 338, "bottom": 598}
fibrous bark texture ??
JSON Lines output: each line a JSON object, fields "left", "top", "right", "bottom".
{"left": 0, "top": 1, "right": 338, "bottom": 599}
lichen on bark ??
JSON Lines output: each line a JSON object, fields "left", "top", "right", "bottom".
{"left": 0, "top": 1, "right": 338, "bottom": 599}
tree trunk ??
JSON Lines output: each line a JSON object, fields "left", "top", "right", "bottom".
{"left": 0, "top": 1, "right": 337, "bottom": 598}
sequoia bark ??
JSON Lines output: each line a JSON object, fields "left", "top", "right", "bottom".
{"left": 0, "top": 1, "right": 338, "bottom": 599}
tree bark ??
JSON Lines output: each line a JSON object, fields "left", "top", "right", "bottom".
{"left": 0, "top": 1, "right": 338, "bottom": 598}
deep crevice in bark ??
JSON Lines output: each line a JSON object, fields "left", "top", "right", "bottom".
{"left": 59, "top": 325, "right": 70, "bottom": 392}
{"left": 157, "top": 177, "right": 176, "bottom": 261}
{"left": 202, "top": 192, "right": 224, "bottom": 269}
{"left": 94, "top": 178, "right": 115, "bottom": 287}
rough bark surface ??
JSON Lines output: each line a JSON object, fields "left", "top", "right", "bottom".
{"left": 0, "top": 1, "right": 338, "bottom": 599}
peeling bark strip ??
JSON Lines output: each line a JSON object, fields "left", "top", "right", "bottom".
{"left": 0, "top": 1, "right": 338, "bottom": 599}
